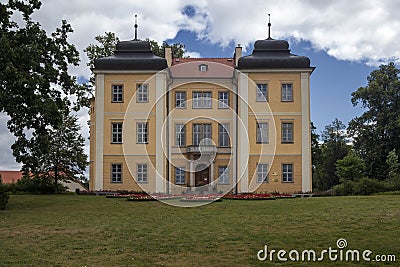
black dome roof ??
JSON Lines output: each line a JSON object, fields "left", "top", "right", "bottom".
{"left": 94, "top": 39, "right": 167, "bottom": 71}
{"left": 238, "top": 38, "right": 311, "bottom": 69}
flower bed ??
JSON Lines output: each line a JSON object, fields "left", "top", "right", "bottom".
{"left": 180, "top": 194, "right": 222, "bottom": 202}
{"left": 223, "top": 194, "right": 276, "bottom": 200}
{"left": 126, "top": 194, "right": 157, "bottom": 201}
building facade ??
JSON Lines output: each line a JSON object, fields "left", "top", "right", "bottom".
{"left": 89, "top": 29, "right": 314, "bottom": 194}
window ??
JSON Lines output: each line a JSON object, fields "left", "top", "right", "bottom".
{"left": 137, "top": 164, "right": 148, "bottom": 183}
{"left": 218, "top": 123, "right": 229, "bottom": 147}
{"left": 282, "top": 122, "right": 294, "bottom": 143}
{"left": 282, "top": 164, "right": 293, "bottom": 182}
{"left": 137, "top": 122, "right": 148, "bottom": 144}
{"left": 176, "top": 124, "right": 186, "bottom": 147}
{"left": 199, "top": 64, "right": 208, "bottom": 72}
{"left": 193, "top": 124, "right": 212, "bottom": 146}
{"left": 175, "top": 167, "right": 185, "bottom": 184}
{"left": 257, "top": 163, "right": 268, "bottom": 183}
{"left": 218, "top": 166, "right": 229, "bottom": 184}
{"left": 137, "top": 83, "right": 148, "bottom": 103}
{"left": 256, "top": 122, "right": 268, "bottom": 144}
{"left": 256, "top": 83, "right": 268, "bottom": 102}
{"left": 111, "top": 164, "right": 122, "bottom": 183}
{"left": 218, "top": 92, "right": 229, "bottom": 108}
{"left": 282, "top": 83, "right": 293, "bottom": 102}
{"left": 175, "top": 92, "right": 186, "bottom": 108}
{"left": 111, "top": 123, "right": 122, "bottom": 143}
{"left": 193, "top": 92, "right": 212, "bottom": 108}
{"left": 112, "top": 84, "right": 123, "bottom": 102}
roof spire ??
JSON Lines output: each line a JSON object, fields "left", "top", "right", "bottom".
{"left": 267, "top": 13, "right": 272, "bottom": 40}
{"left": 134, "top": 14, "right": 138, "bottom": 40}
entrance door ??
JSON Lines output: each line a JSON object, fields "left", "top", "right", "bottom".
{"left": 195, "top": 166, "right": 210, "bottom": 186}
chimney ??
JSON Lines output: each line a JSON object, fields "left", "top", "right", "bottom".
{"left": 165, "top": 47, "right": 172, "bottom": 67}
{"left": 234, "top": 44, "right": 242, "bottom": 67}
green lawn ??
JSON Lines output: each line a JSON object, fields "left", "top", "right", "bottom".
{"left": 0, "top": 195, "right": 399, "bottom": 266}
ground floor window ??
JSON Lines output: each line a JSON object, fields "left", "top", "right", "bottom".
{"left": 257, "top": 163, "right": 268, "bottom": 183}
{"left": 111, "top": 164, "right": 122, "bottom": 183}
{"left": 218, "top": 166, "right": 229, "bottom": 184}
{"left": 282, "top": 164, "right": 293, "bottom": 182}
{"left": 137, "top": 164, "right": 148, "bottom": 183}
{"left": 175, "top": 167, "right": 185, "bottom": 185}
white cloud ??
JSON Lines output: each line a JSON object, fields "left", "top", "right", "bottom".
{"left": 184, "top": 51, "right": 201, "bottom": 58}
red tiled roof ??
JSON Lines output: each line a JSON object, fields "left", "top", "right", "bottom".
{"left": 0, "top": 171, "right": 23, "bottom": 184}
{"left": 172, "top": 58, "right": 235, "bottom": 67}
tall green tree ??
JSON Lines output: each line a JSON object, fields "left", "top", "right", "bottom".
{"left": 0, "top": 0, "right": 90, "bottom": 175}
{"left": 313, "top": 118, "right": 350, "bottom": 191}
{"left": 348, "top": 62, "right": 400, "bottom": 180}
{"left": 36, "top": 108, "right": 87, "bottom": 192}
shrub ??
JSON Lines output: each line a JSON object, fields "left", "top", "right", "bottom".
{"left": 353, "top": 177, "right": 387, "bottom": 195}
{"left": 333, "top": 178, "right": 388, "bottom": 196}
{"left": 333, "top": 180, "right": 355, "bottom": 196}
{"left": 0, "top": 177, "right": 9, "bottom": 210}
{"left": 14, "top": 175, "right": 66, "bottom": 194}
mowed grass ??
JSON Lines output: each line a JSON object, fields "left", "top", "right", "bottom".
{"left": 0, "top": 195, "right": 399, "bottom": 267}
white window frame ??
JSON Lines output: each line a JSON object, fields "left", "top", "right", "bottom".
{"left": 218, "top": 91, "right": 229, "bottom": 109}
{"left": 175, "top": 124, "right": 186, "bottom": 147}
{"left": 282, "top": 83, "right": 293, "bottom": 102}
{"left": 218, "top": 166, "right": 229, "bottom": 184}
{"left": 136, "top": 83, "right": 148, "bottom": 103}
{"left": 256, "top": 83, "right": 268, "bottom": 102}
{"left": 282, "top": 122, "right": 294, "bottom": 143}
{"left": 111, "top": 163, "right": 122, "bottom": 183}
{"left": 111, "top": 122, "right": 122, "bottom": 144}
{"left": 193, "top": 124, "right": 212, "bottom": 146}
{"left": 112, "top": 84, "right": 123, "bottom": 102}
{"left": 137, "top": 163, "right": 148, "bottom": 183}
{"left": 199, "top": 64, "right": 208, "bottom": 72}
{"left": 218, "top": 123, "right": 229, "bottom": 147}
{"left": 282, "top": 164, "right": 293, "bottom": 182}
{"left": 257, "top": 163, "right": 269, "bottom": 183}
{"left": 175, "top": 167, "right": 185, "bottom": 185}
{"left": 137, "top": 122, "right": 148, "bottom": 144}
{"left": 192, "top": 91, "right": 212, "bottom": 109}
{"left": 256, "top": 122, "right": 269, "bottom": 144}
{"left": 175, "top": 91, "right": 186, "bottom": 108}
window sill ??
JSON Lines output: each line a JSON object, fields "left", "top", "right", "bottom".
{"left": 111, "top": 181, "right": 123, "bottom": 183}
{"left": 137, "top": 181, "right": 148, "bottom": 184}
{"left": 281, "top": 181, "right": 294, "bottom": 183}
{"left": 281, "top": 142, "right": 294, "bottom": 144}
{"left": 111, "top": 142, "right": 123, "bottom": 144}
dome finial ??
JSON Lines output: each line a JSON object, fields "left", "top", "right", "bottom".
{"left": 134, "top": 14, "right": 138, "bottom": 40}
{"left": 267, "top": 13, "right": 272, "bottom": 40}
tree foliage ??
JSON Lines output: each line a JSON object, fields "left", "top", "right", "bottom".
{"left": 37, "top": 109, "right": 87, "bottom": 192}
{"left": 0, "top": 176, "right": 9, "bottom": 210}
{"left": 313, "top": 118, "right": 350, "bottom": 191}
{"left": 0, "top": 0, "right": 91, "bottom": 176}
{"left": 336, "top": 152, "right": 366, "bottom": 182}
{"left": 348, "top": 62, "right": 400, "bottom": 180}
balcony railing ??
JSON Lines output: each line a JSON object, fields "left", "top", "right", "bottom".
{"left": 171, "top": 145, "right": 231, "bottom": 155}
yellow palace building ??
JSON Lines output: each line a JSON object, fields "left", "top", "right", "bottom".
{"left": 89, "top": 21, "right": 314, "bottom": 195}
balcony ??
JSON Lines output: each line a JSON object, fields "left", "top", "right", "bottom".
{"left": 171, "top": 145, "right": 231, "bottom": 155}
{"left": 186, "top": 145, "right": 217, "bottom": 154}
